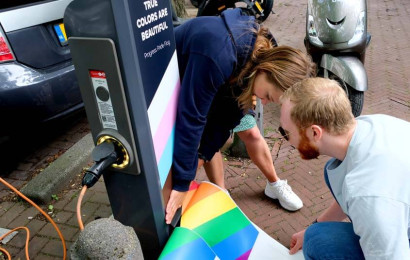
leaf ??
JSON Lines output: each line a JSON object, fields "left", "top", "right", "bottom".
{"left": 48, "top": 205, "right": 54, "bottom": 211}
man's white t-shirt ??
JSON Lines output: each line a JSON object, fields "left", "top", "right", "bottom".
{"left": 326, "top": 114, "right": 410, "bottom": 260}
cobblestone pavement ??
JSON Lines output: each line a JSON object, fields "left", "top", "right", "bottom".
{"left": 1, "top": 0, "right": 409, "bottom": 258}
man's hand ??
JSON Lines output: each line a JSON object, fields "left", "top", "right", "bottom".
{"left": 165, "top": 189, "right": 187, "bottom": 224}
{"left": 289, "top": 229, "right": 306, "bottom": 255}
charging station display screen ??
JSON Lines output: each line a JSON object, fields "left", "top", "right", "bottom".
{"left": 89, "top": 70, "right": 118, "bottom": 130}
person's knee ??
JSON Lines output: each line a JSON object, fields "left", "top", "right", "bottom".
{"left": 303, "top": 225, "right": 321, "bottom": 252}
{"left": 238, "top": 126, "right": 261, "bottom": 143}
{"left": 303, "top": 223, "right": 364, "bottom": 260}
{"left": 304, "top": 224, "right": 338, "bottom": 259}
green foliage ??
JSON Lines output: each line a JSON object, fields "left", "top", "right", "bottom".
{"left": 264, "top": 126, "right": 274, "bottom": 136}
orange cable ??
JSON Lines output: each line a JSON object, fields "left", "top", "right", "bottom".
{"left": 0, "top": 227, "right": 30, "bottom": 259}
{"left": 0, "top": 247, "right": 11, "bottom": 260}
{"left": 76, "top": 185, "right": 87, "bottom": 231}
{"left": 0, "top": 177, "right": 66, "bottom": 260}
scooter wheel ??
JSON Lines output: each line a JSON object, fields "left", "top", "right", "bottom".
{"left": 346, "top": 87, "right": 364, "bottom": 117}
{"left": 329, "top": 73, "right": 364, "bottom": 117}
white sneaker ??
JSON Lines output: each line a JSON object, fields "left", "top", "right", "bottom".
{"left": 264, "top": 180, "right": 303, "bottom": 211}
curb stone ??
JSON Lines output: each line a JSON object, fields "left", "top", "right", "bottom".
{"left": 20, "top": 133, "right": 94, "bottom": 204}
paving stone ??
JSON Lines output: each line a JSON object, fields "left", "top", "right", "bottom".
{"left": 9, "top": 180, "right": 28, "bottom": 190}
{"left": 0, "top": 245, "right": 20, "bottom": 258}
{"left": 41, "top": 240, "right": 70, "bottom": 257}
{"left": 92, "top": 179, "right": 107, "bottom": 193}
{"left": 34, "top": 253, "right": 61, "bottom": 260}
{"left": 0, "top": 202, "right": 15, "bottom": 216}
{"left": 52, "top": 190, "right": 78, "bottom": 210}
{"left": 81, "top": 188, "right": 96, "bottom": 203}
{"left": 7, "top": 170, "right": 29, "bottom": 181}
{"left": 0, "top": 204, "right": 27, "bottom": 227}
{"left": 7, "top": 229, "right": 29, "bottom": 248}
{"left": 87, "top": 192, "right": 110, "bottom": 205}
{"left": 26, "top": 219, "right": 47, "bottom": 240}
{"left": 78, "top": 202, "right": 99, "bottom": 226}
{"left": 62, "top": 195, "right": 79, "bottom": 213}
{"left": 14, "top": 236, "right": 48, "bottom": 259}
{"left": 93, "top": 204, "right": 112, "bottom": 219}
{"left": 16, "top": 163, "right": 33, "bottom": 172}
{"left": 67, "top": 213, "right": 82, "bottom": 228}
{"left": 53, "top": 211, "right": 74, "bottom": 224}
{"left": 61, "top": 188, "right": 96, "bottom": 213}
{"left": 0, "top": 190, "right": 12, "bottom": 199}
{"left": 6, "top": 207, "right": 39, "bottom": 228}
{"left": 38, "top": 223, "right": 78, "bottom": 242}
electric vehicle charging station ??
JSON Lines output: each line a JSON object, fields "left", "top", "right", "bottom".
{"left": 64, "top": 0, "right": 179, "bottom": 258}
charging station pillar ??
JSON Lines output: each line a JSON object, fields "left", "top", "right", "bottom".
{"left": 64, "top": 0, "right": 179, "bottom": 258}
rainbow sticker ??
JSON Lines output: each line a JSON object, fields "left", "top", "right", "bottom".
{"left": 159, "top": 227, "right": 217, "bottom": 260}
{"left": 159, "top": 182, "right": 305, "bottom": 260}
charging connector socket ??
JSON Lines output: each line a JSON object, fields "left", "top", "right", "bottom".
{"left": 82, "top": 142, "right": 119, "bottom": 188}
{"left": 97, "top": 136, "right": 130, "bottom": 169}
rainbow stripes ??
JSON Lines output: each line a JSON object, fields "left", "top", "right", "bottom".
{"left": 159, "top": 182, "right": 258, "bottom": 259}
{"left": 181, "top": 184, "right": 258, "bottom": 259}
{"left": 147, "top": 51, "right": 180, "bottom": 187}
{"left": 159, "top": 182, "right": 305, "bottom": 260}
{"left": 159, "top": 227, "right": 217, "bottom": 260}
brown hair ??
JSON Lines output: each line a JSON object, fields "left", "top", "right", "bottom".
{"left": 281, "top": 77, "right": 355, "bottom": 135}
{"left": 235, "top": 27, "right": 316, "bottom": 110}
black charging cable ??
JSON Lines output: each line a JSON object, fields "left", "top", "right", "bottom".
{"left": 82, "top": 142, "right": 119, "bottom": 188}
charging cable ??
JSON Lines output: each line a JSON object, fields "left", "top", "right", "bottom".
{"left": 77, "top": 141, "right": 119, "bottom": 230}
{"left": 0, "top": 141, "right": 120, "bottom": 259}
{"left": 0, "top": 177, "right": 67, "bottom": 260}
{"left": 0, "top": 141, "right": 119, "bottom": 258}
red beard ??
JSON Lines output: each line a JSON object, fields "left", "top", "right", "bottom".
{"left": 297, "top": 130, "right": 319, "bottom": 160}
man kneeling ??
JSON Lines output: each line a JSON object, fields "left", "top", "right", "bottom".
{"left": 280, "top": 78, "right": 410, "bottom": 259}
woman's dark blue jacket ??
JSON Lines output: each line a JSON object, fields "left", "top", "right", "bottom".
{"left": 173, "top": 9, "right": 257, "bottom": 191}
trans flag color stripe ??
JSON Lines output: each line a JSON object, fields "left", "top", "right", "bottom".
{"left": 157, "top": 126, "right": 175, "bottom": 187}
{"left": 147, "top": 51, "right": 180, "bottom": 187}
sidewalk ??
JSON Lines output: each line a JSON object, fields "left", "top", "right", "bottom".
{"left": 1, "top": 0, "right": 409, "bottom": 258}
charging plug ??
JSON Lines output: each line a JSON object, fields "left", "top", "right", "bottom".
{"left": 82, "top": 142, "right": 118, "bottom": 188}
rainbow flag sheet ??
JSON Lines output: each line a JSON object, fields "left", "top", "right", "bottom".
{"left": 159, "top": 182, "right": 304, "bottom": 260}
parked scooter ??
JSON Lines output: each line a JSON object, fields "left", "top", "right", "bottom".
{"left": 304, "top": 0, "right": 371, "bottom": 116}
{"left": 194, "top": 0, "right": 274, "bottom": 23}
{"left": 173, "top": 0, "right": 273, "bottom": 25}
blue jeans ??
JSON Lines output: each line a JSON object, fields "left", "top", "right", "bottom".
{"left": 303, "top": 159, "right": 365, "bottom": 260}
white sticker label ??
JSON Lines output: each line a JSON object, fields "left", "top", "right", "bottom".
{"left": 89, "top": 70, "right": 118, "bottom": 130}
